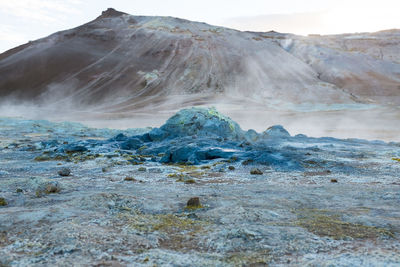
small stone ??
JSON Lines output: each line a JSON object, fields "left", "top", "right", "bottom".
{"left": 36, "top": 182, "right": 61, "bottom": 197}
{"left": 242, "top": 159, "right": 254, "bottom": 165}
{"left": 58, "top": 167, "right": 71, "bottom": 177}
{"left": 138, "top": 167, "right": 146, "bottom": 172}
{"left": 186, "top": 197, "right": 202, "bottom": 209}
{"left": 64, "top": 145, "right": 87, "bottom": 153}
{"left": 45, "top": 184, "right": 61, "bottom": 194}
{"left": 330, "top": 179, "right": 338, "bottom": 183}
{"left": 228, "top": 166, "right": 235, "bottom": 170}
{"left": 34, "top": 155, "right": 51, "bottom": 161}
{"left": 16, "top": 188, "right": 23, "bottom": 193}
{"left": 0, "top": 197, "right": 7, "bottom": 206}
{"left": 124, "top": 176, "right": 136, "bottom": 182}
{"left": 184, "top": 179, "right": 196, "bottom": 184}
{"left": 250, "top": 168, "right": 263, "bottom": 175}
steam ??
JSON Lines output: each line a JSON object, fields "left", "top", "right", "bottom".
{"left": 1, "top": 18, "right": 399, "bottom": 141}
{"left": 1, "top": 91, "right": 399, "bottom": 142}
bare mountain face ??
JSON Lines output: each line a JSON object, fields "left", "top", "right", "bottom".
{"left": 4, "top": 8, "right": 400, "bottom": 110}
{"left": 284, "top": 30, "right": 400, "bottom": 105}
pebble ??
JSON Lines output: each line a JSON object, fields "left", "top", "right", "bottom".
{"left": 58, "top": 167, "right": 71, "bottom": 177}
{"left": 250, "top": 168, "right": 263, "bottom": 175}
{"left": 186, "top": 197, "right": 201, "bottom": 208}
{"left": 124, "top": 176, "right": 136, "bottom": 182}
{"left": 0, "top": 197, "right": 7, "bottom": 206}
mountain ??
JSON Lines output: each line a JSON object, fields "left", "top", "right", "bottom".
{"left": 0, "top": 8, "right": 400, "bottom": 115}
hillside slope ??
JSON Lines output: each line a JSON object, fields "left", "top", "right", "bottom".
{"left": 1, "top": 8, "right": 400, "bottom": 113}
{"left": 0, "top": 8, "right": 354, "bottom": 112}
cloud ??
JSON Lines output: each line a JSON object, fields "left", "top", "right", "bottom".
{"left": 221, "top": 11, "right": 327, "bottom": 35}
{"left": 0, "top": 0, "right": 85, "bottom": 52}
{"left": 0, "top": 0, "right": 82, "bottom": 22}
{"left": 0, "top": 25, "right": 26, "bottom": 43}
{"left": 221, "top": 0, "right": 400, "bottom": 35}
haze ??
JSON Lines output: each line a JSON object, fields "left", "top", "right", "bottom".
{"left": 1, "top": 0, "right": 400, "bottom": 53}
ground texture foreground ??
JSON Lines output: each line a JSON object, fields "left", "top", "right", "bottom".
{"left": 0, "top": 108, "right": 399, "bottom": 266}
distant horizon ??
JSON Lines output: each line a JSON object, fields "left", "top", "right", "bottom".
{"left": 1, "top": 0, "right": 400, "bottom": 53}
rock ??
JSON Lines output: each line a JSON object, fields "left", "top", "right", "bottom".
{"left": 124, "top": 176, "right": 136, "bottom": 182}
{"left": 112, "top": 133, "right": 128, "bottom": 141}
{"left": 0, "top": 197, "right": 7, "bottom": 206}
{"left": 262, "top": 125, "right": 290, "bottom": 138}
{"left": 242, "top": 159, "right": 254, "bottom": 165}
{"left": 16, "top": 188, "right": 23, "bottom": 193}
{"left": 331, "top": 179, "right": 338, "bottom": 183}
{"left": 105, "top": 153, "right": 118, "bottom": 159}
{"left": 45, "top": 184, "right": 61, "bottom": 194}
{"left": 186, "top": 197, "right": 202, "bottom": 209}
{"left": 250, "top": 168, "right": 263, "bottom": 175}
{"left": 160, "top": 145, "right": 235, "bottom": 164}
{"left": 34, "top": 155, "right": 51, "bottom": 161}
{"left": 127, "top": 158, "right": 142, "bottom": 165}
{"left": 245, "top": 129, "right": 259, "bottom": 142}
{"left": 155, "top": 107, "right": 244, "bottom": 140}
{"left": 203, "top": 148, "right": 235, "bottom": 160}
{"left": 58, "top": 167, "right": 71, "bottom": 177}
{"left": 295, "top": 134, "right": 308, "bottom": 138}
{"left": 138, "top": 167, "right": 146, "bottom": 172}
{"left": 119, "top": 138, "right": 143, "bottom": 150}
{"left": 160, "top": 144, "right": 200, "bottom": 164}
{"left": 184, "top": 179, "right": 196, "bottom": 184}
{"left": 252, "top": 151, "right": 302, "bottom": 171}
{"left": 98, "top": 8, "right": 127, "bottom": 19}
{"left": 64, "top": 145, "right": 88, "bottom": 153}
{"left": 36, "top": 182, "right": 61, "bottom": 197}
{"left": 148, "top": 128, "right": 168, "bottom": 141}
{"left": 39, "top": 140, "right": 60, "bottom": 149}
{"left": 137, "top": 133, "right": 152, "bottom": 142}
{"left": 228, "top": 166, "right": 235, "bottom": 170}
{"left": 137, "top": 145, "right": 148, "bottom": 153}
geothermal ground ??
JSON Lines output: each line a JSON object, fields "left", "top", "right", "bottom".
{"left": 1, "top": 8, "right": 400, "bottom": 266}
{"left": 0, "top": 108, "right": 399, "bottom": 266}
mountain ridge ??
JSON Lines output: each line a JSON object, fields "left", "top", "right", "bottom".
{"left": 1, "top": 8, "right": 400, "bottom": 113}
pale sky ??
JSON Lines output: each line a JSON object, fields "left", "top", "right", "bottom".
{"left": 1, "top": 0, "right": 399, "bottom": 53}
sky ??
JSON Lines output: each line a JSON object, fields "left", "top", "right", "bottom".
{"left": 1, "top": 0, "right": 400, "bottom": 53}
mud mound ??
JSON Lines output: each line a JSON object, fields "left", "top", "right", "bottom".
{"left": 150, "top": 107, "right": 244, "bottom": 140}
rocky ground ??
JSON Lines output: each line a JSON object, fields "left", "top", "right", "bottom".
{"left": 0, "top": 108, "right": 400, "bottom": 266}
